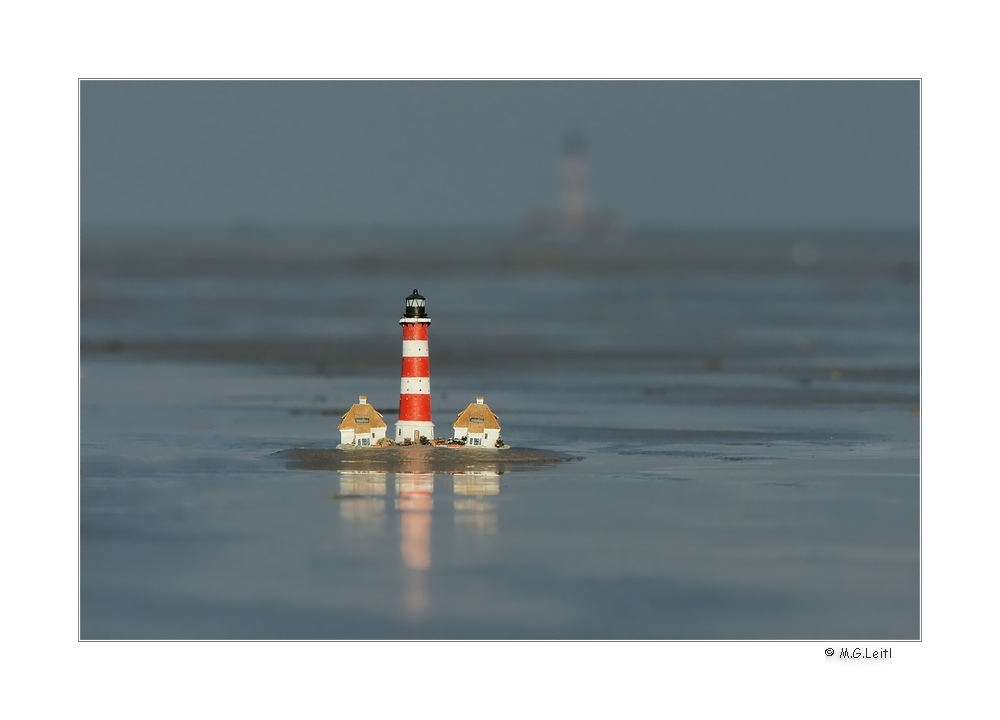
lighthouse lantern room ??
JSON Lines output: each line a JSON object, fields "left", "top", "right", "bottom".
{"left": 404, "top": 290, "right": 427, "bottom": 318}
{"left": 395, "top": 289, "right": 435, "bottom": 443}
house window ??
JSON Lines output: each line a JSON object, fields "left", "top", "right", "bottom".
{"left": 355, "top": 417, "right": 369, "bottom": 423}
{"left": 472, "top": 437, "right": 481, "bottom": 446}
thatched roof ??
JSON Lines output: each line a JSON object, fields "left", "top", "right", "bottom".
{"left": 453, "top": 398, "right": 500, "bottom": 431}
{"left": 338, "top": 397, "right": 387, "bottom": 431}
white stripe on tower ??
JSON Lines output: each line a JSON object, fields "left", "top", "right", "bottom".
{"left": 402, "top": 340, "right": 428, "bottom": 356}
{"left": 400, "top": 377, "right": 429, "bottom": 394}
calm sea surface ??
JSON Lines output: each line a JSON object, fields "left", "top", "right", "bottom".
{"left": 80, "top": 230, "right": 919, "bottom": 639}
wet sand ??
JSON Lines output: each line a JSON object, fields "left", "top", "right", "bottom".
{"left": 276, "top": 445, "right": 579, "bottom": 474}
{"left": 80, "top": 229, "right": 919, "bottom": 639}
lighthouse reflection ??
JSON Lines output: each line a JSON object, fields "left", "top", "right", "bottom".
{"left": 396, "top": 472, "right": 434, "bottom": 619}
{"left": 396, "top": 473, "right": 434, "bottom": 569}
{"left": 335, "top": 466, "right": 502, "bottom": 622}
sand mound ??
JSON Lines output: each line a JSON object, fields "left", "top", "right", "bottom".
{"left": 274, "top": 445, "right": 579, "bottom": 474}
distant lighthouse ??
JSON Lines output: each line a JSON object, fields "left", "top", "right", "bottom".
{"left": 559, "top": 133, "right": 590, "bottom": 235}
{"left": 395, "top": 289, "right": 435, "bottom": 443}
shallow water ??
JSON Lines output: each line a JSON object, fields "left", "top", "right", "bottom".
{"left": 80, "top": 231, "right": 919, "bottom": 639}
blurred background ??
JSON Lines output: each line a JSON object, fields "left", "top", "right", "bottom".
{"left": 81, "top": 80, "right": 918, "bottom": 384}
{"left": 80, "top": 81, "right": 920, "bottom": 639}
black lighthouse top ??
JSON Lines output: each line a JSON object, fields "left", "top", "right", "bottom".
{"left": 404, "top": 289, "right": 427, "bottom": 318}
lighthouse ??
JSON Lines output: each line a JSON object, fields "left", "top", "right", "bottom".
{"left": 559, "top": 133, "right": 590, "bottom": 235}
{"left": 395, "top": 289, "right": 435, "bottom": 443}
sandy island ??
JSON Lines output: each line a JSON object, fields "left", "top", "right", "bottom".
{"left": 274, "top": 445, "right": 580, "bottom": 474}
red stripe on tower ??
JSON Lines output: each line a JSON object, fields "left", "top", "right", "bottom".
{"left": 395, "top": 289, "right": 435, "bottom": 443}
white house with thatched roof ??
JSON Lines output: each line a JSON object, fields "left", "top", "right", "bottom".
{"left": 453, "top": 397, "right": 501, "bottom": 447}
{"left": 338, "top": 396, "right": 387, "bottom": 447}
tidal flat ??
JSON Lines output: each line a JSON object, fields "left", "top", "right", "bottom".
{"left": 80, "top": 230, "right": 919, "bottom": 639}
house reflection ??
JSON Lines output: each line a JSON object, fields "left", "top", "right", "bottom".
{"left": 453, "top": 472, "right": 500, "bottom": 537}
{"left": 340, "top": 470, "right": 388, "bottom": 496}
{"left": 338, "top": 471, "right": 387, "bottom": 534}
{"left": 453, "top": 472, "right": 500, "bottom": 497}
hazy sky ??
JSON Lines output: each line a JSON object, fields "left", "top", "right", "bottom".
{"left": 81, "top": 80, "right": 918, "bottom": 231}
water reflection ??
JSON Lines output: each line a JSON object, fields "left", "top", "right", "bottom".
{"left": 396, "top": 473, "right": 434, "bottom": 570}
{"left": 338, "top": 471, "right": 386, "bottom": 535}
{"left": 396, "top": 472, "right": 433, "bottom": 619}
{"left": 453, "top": 473, "right": 500, "bottom": 538}
{"left": 453, "top": 473, "right": 500, "bottom": 497}
{"left": 334, "top": 466, "right": 503, "bottom": 622}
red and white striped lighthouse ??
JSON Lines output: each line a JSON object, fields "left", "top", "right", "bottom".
{"left": 395, "top": 289, "right": 435, "bottom": 443}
